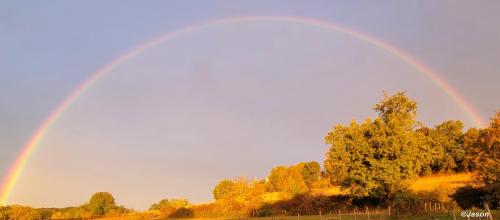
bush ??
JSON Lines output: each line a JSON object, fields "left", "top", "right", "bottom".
{"left": 169, "top": 207, "right": 194, "bottom": 218}
{"left": 390, "top": 190, "right": 423, "bottom": 214}
{"left": 451, "top": 186, "right": 488, "bottom": 209}
{"left": 416, "top": 186, "right": 455, "bottom": 203}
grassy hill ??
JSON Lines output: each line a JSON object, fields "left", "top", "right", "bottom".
{"left": 263, "top": 172, "right": 475, "bottom": 202}
{"left": 96, "top": 173, "right": 480, "bottom": 220}
{"left": 409, "top": 172, "right": 475, "bottom": 192}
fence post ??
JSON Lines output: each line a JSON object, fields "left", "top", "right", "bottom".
{"left": 452, "top": 209, "right": 456, "bottom": 220}
{"left": 319, "top": 210, "right": 323, "bottom": 220}
{"left": 297, "top": 213, "right": 300, "bottom": 220}
{"left": 366, "top": 206, "right": 370, "bottom": 219}
{"left": 388, "top": 205, "right": 391, "bottom": 216}
{"left": 338, "top": 209, "right": 341, "bottom": 220}
{"left": 484, "top": 203, "right": 493, "bottom": 220}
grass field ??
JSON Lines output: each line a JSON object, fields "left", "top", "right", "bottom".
{"left": 235, "top": 211, "right": 499, "bottom": 220}
{"left": 409, "top": 173, "right": 475, "bottom": 192}
{"left": 99, "top": 210, "right": 500, "bottom": 220}
{"left": 306, "top": 172, "right": 475, "bottom": 199}
{"left": 99, "top": 173, "right": 487, "bottom": 220}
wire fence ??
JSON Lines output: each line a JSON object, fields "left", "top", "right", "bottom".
{"left": 234, "top": 203, "right": 496, "bottom": 220}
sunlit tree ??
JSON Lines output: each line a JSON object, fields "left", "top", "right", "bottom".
{"left": 430, "top": 120, "right": 465, "bottom": 172}
{"left": 88, "top": 192, "right": 117, "bottom": 216}
{"left": 300, "top": 161, "right": 321, "bottom": 188}
{"left": 475, "top": 111, "right": 500, "bottom": 207}
{"left": 266, "top": 165, "right": 308, "bottom": 195}
{"left": 213, "top": 179, "right": 237, "bottom": 201}
{"left": 324, "top": 92, "right": 431, "bottom": 200}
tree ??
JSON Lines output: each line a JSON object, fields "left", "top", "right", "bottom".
{"left": 6, "top": 205, "right": 41, "bottom": 220}
{"left": 266, "top": 165, "right": 308, "bottom": 195}
{"left": 212, "top": 177, "right": 264, "bottom": 216}
{"left": 88, "top": 192, "right": 117, "bottom": 216}
{"left": 425, "top": 120, "right": 465, "bottom": 172}
{"left": 0, "top": 206, "right": 8, "bottom": 220}
{"left": 462, "top": 127, "right": 482, "bottom": 171}
{"left": 373, "top": 91, "right": 417, "bottom": 129}
{"left": 324, "top": 92, "right": 431, "bottom": 200}
{"left": 150, "top": 198, "right": 190, "bottom": 211}
{"left": 475, "top": 111, "right": 500, "bottom": 208}
{"left": 300, "top": 161, "right": 321, "bottom": 188}
{"left": 213, "top": 180, "right": 237, "bottom": 200}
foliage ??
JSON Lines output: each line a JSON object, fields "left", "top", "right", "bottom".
{"left": 324, "top": 92, "right": 431, "bottom": 200}
{"left": 462, "top": 127, "right": 482, "bottom": 171}
{"left": 1, "top": 205, "right": 42, "bottom": 220}
{"left": 0, "top": 206, "right": 8, "bottom": 220}
{"left": 169, "top": 207, "right": 194, "bottom": 217}
{"left": 390, "top": 190, "right": 423, "bottom": 214}
{"left": 451, "top": 186, "right": 488, "bottom": 209}
{"left": 149, "top": 198, "right": 190, "bottom": 211}
{"left": 418, "top": 120, "right": 465, "bottom": 173}
{"left": 300, "top": 161, "right": 321, "bottom": 188}
{"left": 266, "top": 166, "right": 308, "bottom": 195}
{"left": 213, "top": 179, "right": 237, "bottom": 200}
{"left": 88, "top": 192, "right": 118, "bottom": 216}
{"left": 474, "top": 111, "right": 500, "bottom": 208}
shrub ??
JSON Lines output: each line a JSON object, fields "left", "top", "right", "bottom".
{"left": 390, "top": 190, "right": 423, "bottom": 214}
{"left": 169, "top": 207, "right": 194, "bottom": 218}
{"left": 451, "top": 186, "right": 488, "bottom": 209}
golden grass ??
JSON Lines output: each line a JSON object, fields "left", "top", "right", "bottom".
{"left": 310, "top": 186, "right": 348, "bottom": 196}
{"left": 309, "top": 172, "right": 476, "bottom": 197}
{"left": 262, "top": 192, "right": 292, "bottom": 203}
{"left": 98, "top": 173, "right": 480, "bottom": 220}
{"left": 409, "top": 172, "right": 475, "bottom": 192}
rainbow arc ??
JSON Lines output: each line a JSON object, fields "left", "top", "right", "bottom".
{"left": 0, "top": 15, "right": 485, "bottom": 205}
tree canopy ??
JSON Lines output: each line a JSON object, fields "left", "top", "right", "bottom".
{"left": 324, "top": 92, "right": 432, "bottom": 199}
{"left": 88, "top": 192, "right": 117, "bottom": 216}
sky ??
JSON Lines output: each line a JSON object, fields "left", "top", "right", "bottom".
{"left": 1, "top": 1, "right": 499, "bottom": 210}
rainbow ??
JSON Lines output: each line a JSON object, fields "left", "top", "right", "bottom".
{"left": 0, "top": 15, "right": 486, "bottom": 205}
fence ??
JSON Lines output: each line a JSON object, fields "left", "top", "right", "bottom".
{"left": 249, "top": 203, "right": 494, "bottom": 220}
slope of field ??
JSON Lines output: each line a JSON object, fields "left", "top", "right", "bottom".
{"left": 97, "top": 173, "right": 478, "bottom": 220}
{"left": 409, "top": 172, "right": 475, "bottom": 192}
{"left": 302, "top": 172, "right": 475, "bottom": 198}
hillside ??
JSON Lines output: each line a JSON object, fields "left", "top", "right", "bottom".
{"left": 263, "top": 172, "right": 475, "bottom": 202}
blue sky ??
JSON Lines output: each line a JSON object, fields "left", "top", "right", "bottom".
{"left": 1, "top": 1, "right": 499, "bottom": 209}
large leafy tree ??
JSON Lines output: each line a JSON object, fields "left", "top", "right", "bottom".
{"left": 475, "top": 112, "right": 500, "bottom": 207}
{"left": 150, "top": 198, "right": 190, "bottom": 211}
{"left": 324, "top": 92, "right": 431, "bottom": 200}
{"left": 88, "top": 192, "right": 117, "bottom": 216}
{"left": 462, "top": 127, "right": 482, "bottom": 171}
{"left": 212, "top": 177, "right": 265, "bottom": 216}
{"left": 266, "top": 165, "right": 308, "bottom": 195}
{"left": 5, "top": 205, "right": 41, "bottom": 220}
{"left": 300, "top": 161, "right": 321, "bottom": 188}
{"left": 213, "top": 179, "right": 237, "bottom": 201}
{"left": 422, "top": 120, "right": 465, "bottom": 172}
